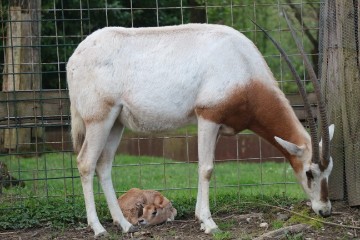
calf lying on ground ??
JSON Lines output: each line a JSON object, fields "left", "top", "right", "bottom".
{"left": 118, "top": 188, "right": 177, "bottom": 226}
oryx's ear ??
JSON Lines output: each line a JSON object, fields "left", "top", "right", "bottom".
{"left": 275, "top": 136, "right": 304, "bottom": 157}
{"left": 136, "top": 202, "right": 144, "bottom": 208}
{"left": 319, "top": 124, "right": 335, "bottom": 147}
{"left": 329, "top": 124, "right": 335, "bottom": 141}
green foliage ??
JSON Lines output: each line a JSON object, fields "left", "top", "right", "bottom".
{"left": 39, "top": 0, "right": 190, "bottom": 89}
{"left": 271, "top": 219, "right": 284, "bottom": 229}
{"left": 217, "top": 219, "right": 236, "bottom": 231}
{"left": 286, "top": 232, "right": 305, "bottom": 240}
{"left": 213, "top": 231, "right": 232, "bottom": 240}
{"left": 205, "top": 1, "right": 319, "bottom": 94}
{"left": 171, "top": 194, "right": 196, "bottom": 219}
{"left": 0, "top": 198, "right": 84, "bottom": 229}
{"left": 287, "top": 207, "right": 323, "bottom": 229}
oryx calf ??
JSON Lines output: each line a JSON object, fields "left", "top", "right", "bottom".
{"left": 118, "top": 188, "right": 177, "bottom": 226}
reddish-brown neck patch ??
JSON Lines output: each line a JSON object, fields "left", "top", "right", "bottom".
{"left": 195, "top": 86, "right": 250, "bottom": 132}
{"left": 196, "top": 79, "right": 308, "bottom": 173}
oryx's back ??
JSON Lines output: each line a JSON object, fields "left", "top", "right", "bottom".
{"left": 67, "top": 24, "right": 275, "bottom": 132}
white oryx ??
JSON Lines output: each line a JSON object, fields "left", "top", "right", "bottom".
{"left": 67, "top": 23, "right": 334, "bottom": 237}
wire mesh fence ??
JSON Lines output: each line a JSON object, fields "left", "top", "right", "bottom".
{"left": 1, "top": 0, "right": 353, "bottom": 218}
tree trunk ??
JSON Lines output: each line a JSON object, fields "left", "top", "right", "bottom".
{"left": 343, "top": 0, "right": 360, "bottom": 207}
{"left": 321, "top": 0, "right": 360, "bottom": 206}
{"left": 2, "top": 0, "right": 41, "bottom": 151}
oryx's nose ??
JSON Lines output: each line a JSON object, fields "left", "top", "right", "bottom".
{"left": 319, "top": 209, "right": 331, "bottom": 218}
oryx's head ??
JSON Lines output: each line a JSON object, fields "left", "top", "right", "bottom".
{"left": 275, "top": 124, "right": 334, "bottom": 217}
{"left": 252, "top": 12, "right": 335, "bottom": 217}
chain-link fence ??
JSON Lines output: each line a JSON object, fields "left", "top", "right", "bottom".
{"left": 0, "top": 0, "right": 357, "bottom": 223}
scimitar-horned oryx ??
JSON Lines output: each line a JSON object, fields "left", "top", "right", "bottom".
{"left": 67, "top": 21, "right": 334, "bottom": 237}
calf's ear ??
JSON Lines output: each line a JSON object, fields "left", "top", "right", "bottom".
{"left": 136, "top": 202, "right": 144, "bottom": 208}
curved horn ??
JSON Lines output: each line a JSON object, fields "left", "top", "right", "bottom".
{"left": 283, "top": 11, "right": 330, "bottom": 169}
{"left": 250, "top": 19, "right": 320, "bottom": 165}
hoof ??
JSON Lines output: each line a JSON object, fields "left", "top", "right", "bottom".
{"left": 204, "top": 227, "right": 220, "bottom": 234}
{"left": 199, "top": 221, "right": 219, "bottom": 234}
{"left": 94, "top": 230, "right": 109, "bottom": 239}
{"left": 124, "top": 225, "right": 138, "bottom": 233}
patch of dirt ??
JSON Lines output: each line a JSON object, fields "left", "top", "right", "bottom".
{"left": 0, "top": 201, "right": 359, "bottom": 240}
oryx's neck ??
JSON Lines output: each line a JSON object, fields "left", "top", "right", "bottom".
{"left": 247, "top": 81, "right": 311, "bottom": 171}
{"left": 196, "top": 79, "right": 311, "bottom": 172}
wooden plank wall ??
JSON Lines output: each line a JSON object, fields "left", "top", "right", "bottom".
{"left": 0, "top": 90, "right": 317, "bottom": 153}
{"left": 0, "top": 90, "right": 70, "bottom": 129}
{"left": 0, "top": 90, "right": 317, "bottom": 129}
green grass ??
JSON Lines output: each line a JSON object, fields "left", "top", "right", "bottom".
{"left": 0, "top": 153, "right": 305, "bottom": 230}
{"left": 123, "top": 124, "right": 199, "bottom": 136}
{"left": 213, "top": 231, "right": 233, "bottom": 240}
{"left": 0, "top": 153, "right": 304, "bottom": 199}
{"left": 271, "top": 219, "right": 285, "bottom": 229}
{"left": 123, "top": 125, "right": 254, "bottom": 136}
{"left": 287, "top": 206, "right": 324, "bottom": 229}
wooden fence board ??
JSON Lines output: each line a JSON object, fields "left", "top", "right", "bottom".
{"left": 0, "top": 90, "right": 316, "bottom": 129}
{"left": 0, "top": 90, "right": 70, "bottom": 128}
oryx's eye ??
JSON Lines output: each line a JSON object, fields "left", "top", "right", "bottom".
{"left": 306, "top": 170, "right": 314, "bottom": 180}
{"left": 152, "top": 211, "right": 157, "bottom": 216}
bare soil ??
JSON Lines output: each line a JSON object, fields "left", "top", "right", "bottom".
{"left": 1, "top": 201, "right": 359, "bottom": 240}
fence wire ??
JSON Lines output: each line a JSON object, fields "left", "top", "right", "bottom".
{"left": 0, "top": 0, "right": 328, "bottom": 214}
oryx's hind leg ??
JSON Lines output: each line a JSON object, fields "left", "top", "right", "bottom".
{"left": 95, "top": 118, "right": 136, "bottom": 233}
{"left": 195, "top": 116, "right": 220, "bottom": 234}
{"left": 77, "top": 105, "right": 122, "bottom": 237}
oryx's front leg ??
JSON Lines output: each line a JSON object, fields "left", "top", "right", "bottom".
{"left": 195, "top": 117, "right": 220, "bottom": 234}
